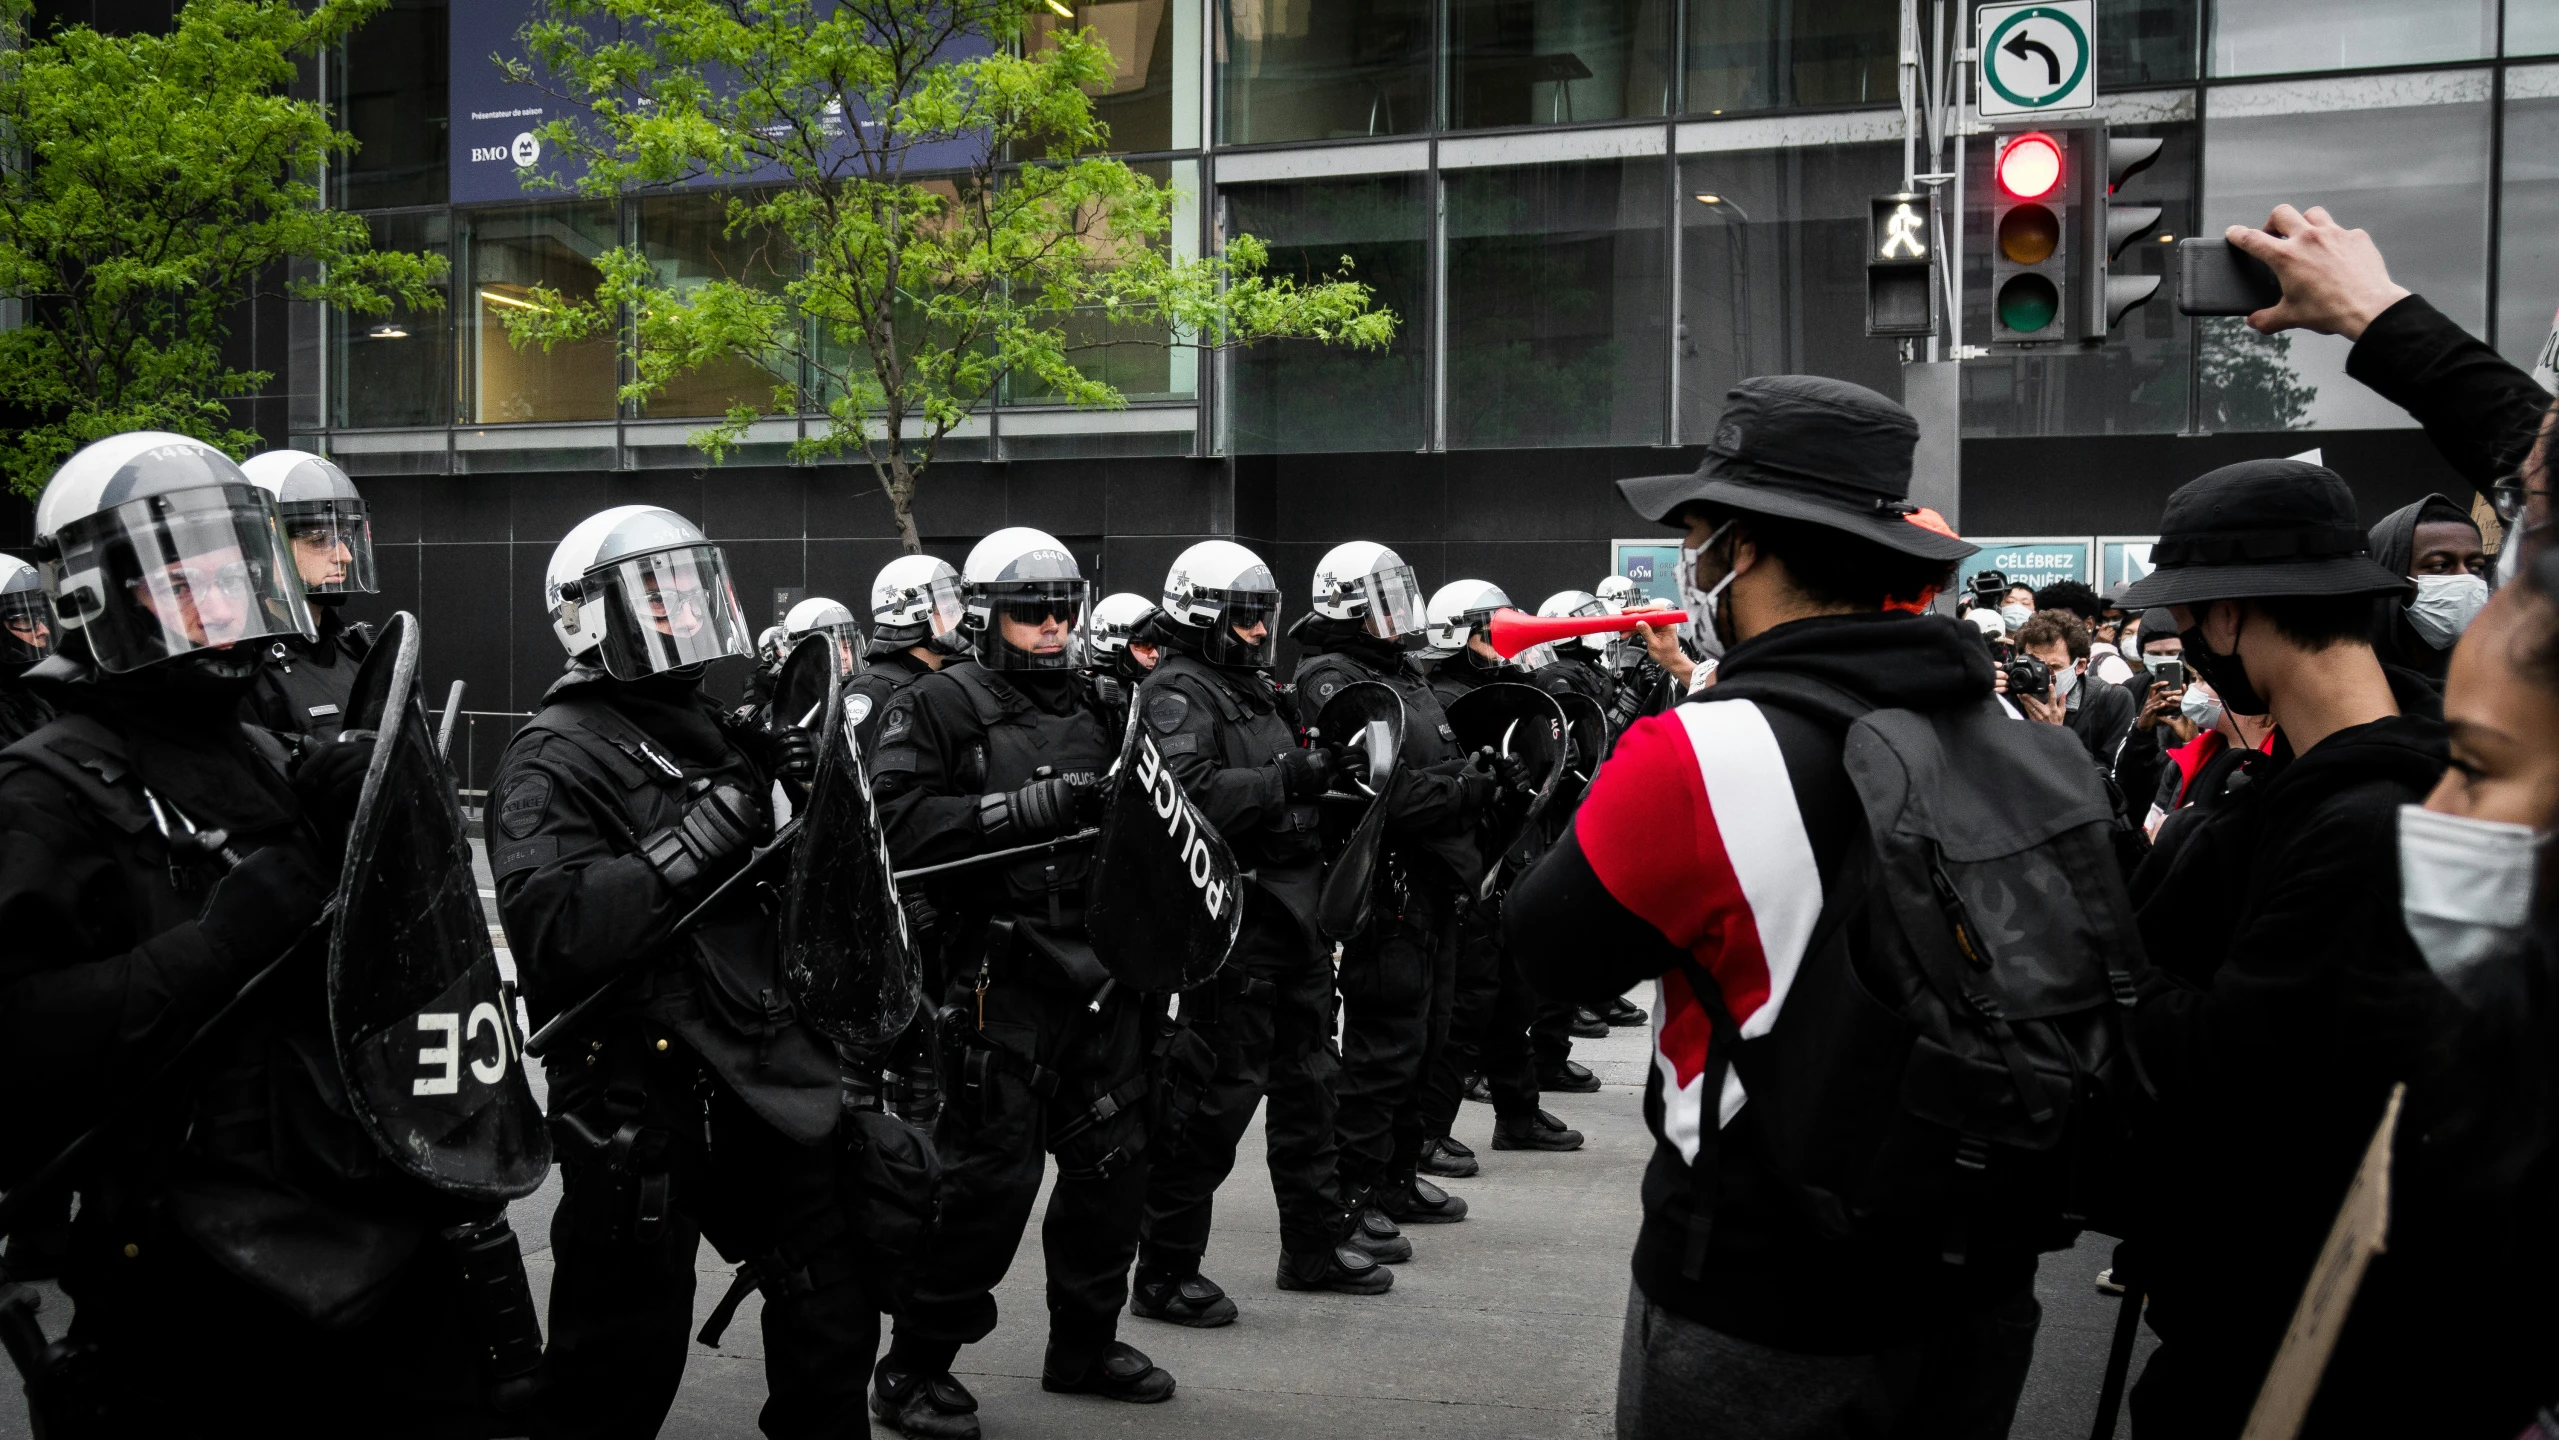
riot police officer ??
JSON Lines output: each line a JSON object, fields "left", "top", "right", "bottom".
{"left": 238, "top": 449, "right": 376, "bottom": 751}
{"left": 0, "top": 553, "right": 54, "bottom": 748}
{"left": 846, "top": 554, "right": 971, "bottom": 760}
{"left": 0, "top": 432, "right": 509, "bottom": 1434}
{"left": 1594, "top": 574, "right": 1676, "bottom": 732}
{"left": 1090, "top": 592, "right": 1163, "bottom": 696}
{"left": 869, "top": 527, "right": 1172, "bottom": 1439}
{"left": 1525, "top": 591, "right": 1644, "bottom": 1042}
{"left": 488, "top": 505, "right": 875, "bottom": 1440}
{"left": 1132, "top": 543, "right": 1396, "bottom": 1326}
{"left": 768, "top": 594, "right": 864, "bottom": 730}
{"left": 1290, "top": 542, "right": 1491, "bottom": 1235}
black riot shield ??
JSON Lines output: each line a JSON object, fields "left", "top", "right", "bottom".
{"left": 1309, "top": 680, "right": 1406, "bottom": 941}
{"left": 328, "top": 613, "right": 552, "bottom": 1200}
{"left": 1086, "top": 706, "right": 1246, "bottom": 991}
{"left": 772, "top": 631, "right": 841, "bottom": 733}
{"left": 1552, "top": 690, "right": 1610, "bottom": 793}
{"left": 1447, "top": 682, "right": 1570, "bottom": 899}
{"left": 779, "top": 658, "right": 920, "bottom": 1066}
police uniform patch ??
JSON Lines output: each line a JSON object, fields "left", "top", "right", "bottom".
{"left": 878, "top": 701, "right": 914, "bottom": 745}
{"left": 1313, "top": 678, "right": 1339, "bottom": 704}
{"left": 1145, "top": 689, "right": 1190, "bottom": 732}
{"left": 847, "top": 694, "right": 874, "bottom": 728}
{"left": 498, "top": 773, "right": 551, "bottom": 840}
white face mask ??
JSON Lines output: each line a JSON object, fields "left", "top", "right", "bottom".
{"left": 1998, "top": 603, "right": 2033, "bottom": 633}
{"left": 2179, "top": 685, "right": 2222, "bottom": 732}
{"left": 1679, "top": 522, "right": 1738, "bottom": 662}
{"left": 2398, "top": 804, "right": 2543, "bottom": 997}
{"left": 2404, "top": 573, "right": 2490, "bottom": 649}
{"left": 2052, "top": 661, "right": 2080, "bottom": 700}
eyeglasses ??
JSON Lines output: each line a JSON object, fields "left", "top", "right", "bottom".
{"left": 145, "top": 560, "right": 253, "bottom": 603}
{"left": 2492, "top": 477, "right": 2551, "bottom": 523}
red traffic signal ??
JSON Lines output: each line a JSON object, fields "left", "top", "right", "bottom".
{"left": 1996, "top": 133, "right": 2063, "bottom": 199}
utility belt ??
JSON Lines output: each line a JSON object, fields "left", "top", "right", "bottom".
{"left": 547, "top": 1024, "right": 691, "bottom": 1247}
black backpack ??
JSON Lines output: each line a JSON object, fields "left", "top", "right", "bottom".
{"left": 1679, "top": 672, "right": 2153, "bottom": 1274}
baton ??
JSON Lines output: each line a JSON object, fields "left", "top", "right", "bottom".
{"left": 437, "top": 680, "right": 467, "bottom": 758}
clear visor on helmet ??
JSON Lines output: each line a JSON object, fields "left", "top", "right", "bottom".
{"left": 1515, "top": 641, "right": 1561, "bottom": 670}
{"left": 882, "top": 574, "right": 967, "bottom": 641}
{"left": 1354, "top": 565, "right": 1426, "bottom": 642}
{"left": 975, "top": 580, "right": 1091, "bottom": 672}
{"left": 806, "top": 622, "right": 866, "bottom": 678}
{"left": 279, "top": 497, "right": 377, "bottom": 595}
{"left": 47, "top": 485, "right": 315, "bottom": 675}
{"left": 1198, "top": 587, "right": 1282, "bottom": 669}
{"left": 0, "top": 589, "right": 55, "bottom": 667}
{"left": 591, "top": 544, "right": 755, "bottom": 680}
{"left": 1556, "top": 595, "right": 1611, "bottom": 653}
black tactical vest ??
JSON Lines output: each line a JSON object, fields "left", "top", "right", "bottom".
{"left": 845, "top": 657, "right": 933, "bottom": 759}
{"left": 1149, "top": 652, "right": 1321, "bottom": 871}
{"left": 1295, "top": 647, "right": 1461, "bottom": 768}
{"left": 941, "top": 665, "right": 1117, "bottom": 923}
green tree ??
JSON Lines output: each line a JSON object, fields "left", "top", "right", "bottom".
{"left": 0, "top": 0, "right": 448, "bottom": 496}
{"left": 504, "top": 0, "right": 1395, "bottom": 552}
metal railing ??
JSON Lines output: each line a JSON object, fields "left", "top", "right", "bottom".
{"left": 445, "top": 709, "right": 536, "bottom": 819}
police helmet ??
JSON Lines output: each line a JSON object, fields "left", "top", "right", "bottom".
{"left": 1309, "top": 540, "right": 1426, "bottom": 643}
{"left": 0, "top": 553, "right": 54, "bottom": 670}
{"left": 1538, "top": 588, "right": 1612, "bottom": 657}
{"left": 240, "top": 449, "right": 376, "bottom": 597}
{"left": 867, "top": 554, "right": 967, "bottom": 655}
{"left": 546, "top": 505, "right": 754, "bottom": 680}
{"left": 1162, "top": 540, "right": 1281, "bottom": 670}
{"left": 962, "top": 527, "right": 1088, "bottom": 673}
{"left": 784, "top": 596, "right": 864, "bottom": 678}
{"left": 1423, "top": 578, "right": 1511, "bottom": 660}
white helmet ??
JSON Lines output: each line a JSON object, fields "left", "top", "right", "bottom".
{"left": 1423, "top": 579, "right": 1511, "bottom": 659}
{"left": 240, "top": 449, "right": 375, "bottom": 597}
{"left": 545, "top": 504, "right": 754, "bottom": 679}
{"left": 783, "top": 596, "right": 862, "bottom": 679}
{"left": 1162, "top": 539, "right": 1281, "bottom": 669}
{"left": 1595, "top": 575, "right": 1641, "bottom": 612}
{"left": 34, "top": 431, "right": 314, "bottom": 676}
{"left": 756, "top": 625, "right": 790, "bottom": 665}
{"left": 1310, "top": 540, "right": 1426, "bottom": 642}
{"left": 1538, "top": 588, "right": 1612, "bottom": 657}
{"left": 963, "top": 526, "right": 1089, "bottom": 673}
{"left": 1092, "top": 591, "right": 1161, "bottom": 660}
{"left": 0, "top": 552, "right": 54, "bottom": 670}
{"left": 867, "top": 553, "right": 966, "bottom": 654}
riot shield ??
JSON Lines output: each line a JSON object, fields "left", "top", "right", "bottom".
{"left": 1086, "top": 705, "right": 1245, "bottom": 991}
{"left": 772, "top": 631, "right": 842, "bottom": 732}
{"left": 328, "top": 612, "right": 553, "bottom": 1200}
{"left": 1553, "top": 690, "right": 1610, "bottom": 792}
{"left": 1309, "top": 680, "right": 1406, "bottom": 941}
{"left": 778, "top": 656, "right": 920, "bottom": 1067}
{"left": 1447, "top": 682, "right": 1569, "bottom": 899}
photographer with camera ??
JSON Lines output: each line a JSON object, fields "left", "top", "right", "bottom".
{"left": 2014, "top": 612, "right": 2139, "bottom": 786}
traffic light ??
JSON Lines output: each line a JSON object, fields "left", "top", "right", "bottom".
{"left": 2082, "top": 132, "right": 2164, "bottom": 337}
{"left": 1989, "top": 130, "right": 2069, "bottom": 343}
{"left": 1866, "top": 191, "right": 1937, "bottom": 338}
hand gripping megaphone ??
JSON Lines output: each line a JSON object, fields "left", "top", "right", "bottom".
{"left": 1486, "top": 606, "right": 1679, "bottom": 660}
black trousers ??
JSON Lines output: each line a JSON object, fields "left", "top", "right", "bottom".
{"left": 1332, "top": 877, "right": 1458, "bottom": 1197}
{"left": 1417, "top": 900, "right": 1540, "bottom": 1136}
{"left": 1531, "top": 998, "right": 1578, "bottom": 1070}
{"left": 1139, "top": 895, "right": 1343, "bottom": 1267}
{"left": 542, "top": 1047, "right": 877, "bottom": 1440}
{"left": 894, "top": 964, "right": 1152, "bottom": 1375}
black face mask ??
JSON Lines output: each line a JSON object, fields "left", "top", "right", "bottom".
{"left": 2178, "top": 612, "right": 2270, "bottom": 718}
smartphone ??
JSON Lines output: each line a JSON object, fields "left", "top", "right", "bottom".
{"left": 2149, "top": 659, "right": 2186, "bottom": 691}
{"left": 2177, "top": 238, "right": 2282, "bottom": 317}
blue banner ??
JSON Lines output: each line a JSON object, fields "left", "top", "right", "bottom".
{"left": 1958, "top": 537, "right": 2092, "bottom": 596}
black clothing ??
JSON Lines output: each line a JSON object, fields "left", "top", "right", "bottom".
{"left": 244, "top": 606, "right": 375, "bottom": 751}
{"left": 2061, "top": 668, "right": 2136, "bottom": 772}
{"left": 1512, "top": 611, "right": 2039, "bottom": 1355}
{"left": 2125, "top": 666, "right": 2531, "bottom": 1437}
{"left": 0, "top": 666, "right": 499, "bottom": 1435}
{"left": 491, "top": 665, "right": 870, "bottom": 1440}
{"left": 1134, "top": 649, "right": 1345, "bottom": 1266}
{"left": 1419, "top": 653, "right": 1544, "bottom": 1134}
{"left": 871, "top": 661, "right": 1152, "bottom": 1373}
{"left": 0, "top": 675, "right": 51, "bottom": 749}
{"left": 2346, "top": 293, "right": 2551, "bottom": 494}
{"left": 844, "top": 650, "right": 943, "bottom": 759}
{"left": 2110, "top": 676, "right": 2172, "bottom": 820}
{"left": 2365, "top": 492, "right": 2476, "bottom": 682}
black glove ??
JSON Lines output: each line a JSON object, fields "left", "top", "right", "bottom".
{"left": 984, "top": 776, "right": 1080, "bottom": 841}
{"left": 640, "top": 780, "right": 767, "bottom": 901}
{"left": 291, "top": 735, "right": 376, "bottom": 845}
{"left": 1455, "top": 768, "right": 1499, "bottom": 817}
{"left": 1273, "top": 745, "right": 1335, "bottom": 799}
{"left": 1332, "top": 743, "right": 1372, "bottom": 789}
{"left": 769, "top": 726, "right": 817, "bottom": 784}
{"left": 198, "top": 844, "right": 329, "bottom": 970}
{"left": 1489, "top": 751, "right": 1532, "bottom": 792}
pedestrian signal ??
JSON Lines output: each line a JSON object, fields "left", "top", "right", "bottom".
{"left": 1867, "top": 192, "right": 1938, "bottom": 338}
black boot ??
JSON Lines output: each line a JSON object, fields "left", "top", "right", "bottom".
{"left": 1569, "top": 1006, "right": 1610, "bottom": 1039}
{"left": 1349, "top": 1202, "right": 1412, "bottom": 1263}
{"left": 1492, "top": 1108, "right": 1584, "bottom": 1152}
{"left": 1277, "top": 1241, "right": 1394, "bottom": 1295}
{"left": 1420, "top": 1135, "right": 1479, "bottom": 1178}
{"left": 1379, "top": 1175, "right": 1469, "bottom": 1224}
{"left": 1461, "top": 1073, "right": 1493, "bottom": 1104}
{"left": 872, "top": 1356, "right": 981, "bottom": 1440}
{"left": 1537, "top": 1059, "right": 1603, "bottom": 1094}
{"left": 1131, "top": 1266, "right": 1239, "bottom": 1328}
{"left": 1604, "top": 996, "right": 1648, "bottom": 1027}
{"left": 1042, "top": 1340, "right": 1177, "bottom": 1402}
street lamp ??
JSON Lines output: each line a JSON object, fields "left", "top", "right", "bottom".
{"left": 1689, "top": 193, "right": 1755, "bottom": 382}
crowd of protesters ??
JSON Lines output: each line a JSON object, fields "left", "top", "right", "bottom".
{"left": 1508, "top": 202, "right": 2559, "bottom": 1440}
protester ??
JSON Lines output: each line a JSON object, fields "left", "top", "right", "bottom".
{"left": 2115, "top": 457, "right": 2461, "bottom": 1436}
{"left": 2113, "top": 610, "right": 2190, "bottom": 821}
{"left": 1508, "top": 377, "right": 2059, "bottom": 1440}
{"left": 2366, "top": 493, "right": 2488, "bottom": 683}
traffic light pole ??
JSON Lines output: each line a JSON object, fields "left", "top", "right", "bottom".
{"left": 1902, "top": 0, "right": 1968, "bottom": 537}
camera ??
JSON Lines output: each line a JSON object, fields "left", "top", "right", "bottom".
{"left": 2005, "top": 652, "right": 2052, "bottom": 702}
{"left": 1969, "top": 569, "right": 2009, "bottom": 606}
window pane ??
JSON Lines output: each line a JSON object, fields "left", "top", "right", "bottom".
{"left": 2200, "top": 74, "right": 2490, "bottom": 431}
{"left": 460, "top": 204, "right": 620, "bottom": 424}
{"left": 2098, "top": 0, "right": 2198, "bottom": 87}
{"left": 1447, "top": 0, "right": 1674, "bottom": 130}
{"left": 1223, "top": 172, "right": 1428, "bottom": 452}
{"left": 2514, "top": 1, "right": 2559, "bottom": 57}
{"left": 1216, "top": 0, "right": 1431, "bottom": 145}
{"left": 1957, "top": 120, "right": 2197, "bottom": 437}
{"left": 1684, "top": 0, "right": 1896, "bottom": 116}
{"left": 336, "top": 0, "right": 448, "bottom": 209}
{"left": 337, "top": 211, "right": 453, "bottom": 429}
{"left": 2497, "top": 66, "right": 2559, "bottom": 374}
{"left": 1031, "top": 0, "right": 1199, "bottom": 153}
{"left": 1446, "top": 158, "right": 1667, "bottom": 447}
{"left": 1676, "top": 144, "right": 1905, "bottom": 440}
{"left": 636, "top": 191, "right": 794, "bottom": 420}
{"left": 2210, "top": 0, "right": 2492, "bottom": 76}
{"left": 1011, "top": 160, "right": 1201, "bottom": 404}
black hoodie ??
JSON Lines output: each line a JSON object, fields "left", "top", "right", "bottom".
{"left": 1510, "top": 610, "right": 2027, "bottom": 1353}
{"left": 2364, "top": 492, "right": 2478, "bottom": 682}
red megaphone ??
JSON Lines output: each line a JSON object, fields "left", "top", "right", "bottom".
{"left": 1486, "top": 607, "right": 1680, "bottom": 660}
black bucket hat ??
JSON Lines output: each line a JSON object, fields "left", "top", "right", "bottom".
{"left": 2116, "top": 459, "right": 2409, "bottom": 609}
{"left": 1616, "top": 375, "right": 1976, "bottom": 562}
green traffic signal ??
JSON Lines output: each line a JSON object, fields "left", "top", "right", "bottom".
{"left": 1997, "top": 274, "right": 2059, "bottom": 333}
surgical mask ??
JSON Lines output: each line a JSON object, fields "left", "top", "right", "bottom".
{"left": 1678, "top": 522, "right": 1739, "bottom": 662}
{"left": 2053, "top": 662, "right": 2080, "bottom": 700}
{"left": 2405, "top": 573, "right": 2490, "bottom": 649}
{"left": 1998, "top": 603, "right": 2033, "bottom": 633}
{"left": 2179, "top": 686, "right": 2222, "bottom": 731}
{"left": 2398, "top": 804, "right": 2544, "bottom": 997}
